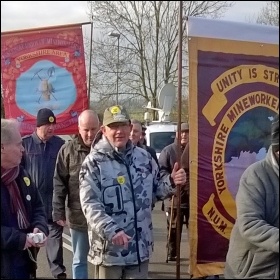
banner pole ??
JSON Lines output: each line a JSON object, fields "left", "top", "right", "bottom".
{"left": 176, "top": 1, "right": 183, "bottom": 279}
{"left": 87, "top": 18, "right": 94, "bottom": 108}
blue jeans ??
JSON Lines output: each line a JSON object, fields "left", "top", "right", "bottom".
{"left": 70, "top": 228, "right": 90, "bottom": 279}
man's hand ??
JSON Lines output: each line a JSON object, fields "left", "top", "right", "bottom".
{"left": 24, "top": 236, "right": 35, "bottom": 250}
{"left": 56, "top": 220, "right": 67, "bottom": 227}
{"left": 112, "top": 230, "right": 132, "bottom": 249}
{"left": 33, "top": 227, "right": 47, "bottom": 247}
{"left": 171, "top": 162, "right": 186, "bottom": 185}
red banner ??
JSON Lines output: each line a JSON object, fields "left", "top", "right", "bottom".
{"left": 1, "top": 24, "right": 89, "bottom": 135}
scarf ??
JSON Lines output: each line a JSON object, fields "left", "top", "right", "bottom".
{"left": 1, "top": 166, "right": 30, "bottom": 229}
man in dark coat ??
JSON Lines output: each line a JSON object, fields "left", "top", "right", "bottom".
{"left": 21, "top": 108, "right": 66, "bottom": 279}
{"left": 1, "top": 118, "right": 48, "bottom": 279}
{"left": 52, "top": 110, "right": 100, "bottom": 279}
{"left": 158, "top": 122, "right": 190, "bottom": 261}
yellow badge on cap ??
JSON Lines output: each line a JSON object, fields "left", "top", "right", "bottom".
{"left": 23, "top": 177, "right": 31, "bottom": 186}
{"left": 49, "top": 116, "right": 54, "bottom": 123}
{"left": 111, "top": 106, "right": 121, "bottom": 115}
{"left": 117, "top": 176, "right": 125, "bottom": 185}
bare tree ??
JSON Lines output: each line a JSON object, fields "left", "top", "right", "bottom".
{"left": 256, "top": 1, "right": 279, "bottom": 26}
{"left": 86, "top": 1, "right": 234, "bottom": 110}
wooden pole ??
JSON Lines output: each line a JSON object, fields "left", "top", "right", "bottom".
{"left": 166, "top": 195, "right": 175, "bottom": 263}
{"left": 88, "top": 18, "right": 94, "bottom": 107}
{"left": 176, "top": 1, "right": 183, "bottom": 279}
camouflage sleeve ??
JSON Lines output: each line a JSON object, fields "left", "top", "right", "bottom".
{"left": 79, "top": 155, "right": 120, "bottom": 241}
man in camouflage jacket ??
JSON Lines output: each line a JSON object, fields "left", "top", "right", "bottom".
{"left": 79, "top": 105, "right": 186, "bottom": 279}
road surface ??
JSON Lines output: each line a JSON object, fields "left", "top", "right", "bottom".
{"left": 36, "top": 202, "right": 190, "bottom": 279}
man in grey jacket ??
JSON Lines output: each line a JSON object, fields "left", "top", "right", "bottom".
{"left": 79, "top": 105, "right": 186, "bottom": 279}
{"left": 52, "top": 110, "right": 100, "bottom": 279}
{"left": 224, "top": 113, "right": 279, "bottom": 279}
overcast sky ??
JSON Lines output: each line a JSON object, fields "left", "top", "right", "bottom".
{"left": 1, "top": 1, "right": 267, "bottom": 33}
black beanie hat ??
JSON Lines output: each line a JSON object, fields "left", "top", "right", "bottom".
{"left": 36, "top": 108, "right": 56, "bottom": 127}
{"left": 271, "top": 113, "right": 279, "bottom": 152}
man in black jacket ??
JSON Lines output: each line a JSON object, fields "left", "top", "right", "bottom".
{"left": 1, "top": 118, "right": 48, "bottom": 279}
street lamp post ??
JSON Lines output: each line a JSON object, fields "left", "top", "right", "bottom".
{"left": 108, "top": 32, "right": 121, "bottom": 104}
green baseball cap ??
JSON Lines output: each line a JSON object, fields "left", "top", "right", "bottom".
{"left": 103, "top": 105, "right": 130, "bottom": 126}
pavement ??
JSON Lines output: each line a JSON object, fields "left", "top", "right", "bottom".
{"left": 35, "top": 203, "right": 192, "bottom": 279}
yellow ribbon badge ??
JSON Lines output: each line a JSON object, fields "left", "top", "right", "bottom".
{"left": 117, "top": 176, "right": 125, "bottom": 185}
{"left": 23, "top": 177, "right": 31, "bottom": 186}
{"left": 110, "top": 106, "right": 121, "bottom": 115}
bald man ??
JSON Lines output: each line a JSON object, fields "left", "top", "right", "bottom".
{"left": 52, "top": 110, "right": 100, "bottom": 279}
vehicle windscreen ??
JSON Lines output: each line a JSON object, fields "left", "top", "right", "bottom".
{"left": 150, "top": 132, "right": 176, "bottom": 153}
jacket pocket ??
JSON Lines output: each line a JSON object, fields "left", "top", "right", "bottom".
{"left": 102, "top": 184, "right": 124, "bottom": 214}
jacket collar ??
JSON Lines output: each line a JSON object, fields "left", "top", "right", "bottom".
{"left": 91, "top": 131, "right": 134, "bottom": 160}
{"left": 75, "top": 134, "right": 91, "bottom": 152}
{"left": 31, "top": 131, "right": 47, "bottom": 144}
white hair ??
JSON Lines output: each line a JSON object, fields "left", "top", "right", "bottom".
{"left": 1, "top": 118, "right": 20, "bottom": 144}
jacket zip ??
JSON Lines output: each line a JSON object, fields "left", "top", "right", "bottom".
{"left": 126, "top": 164, "right": 141, "bottom": 268}
{"left": 114, "top": 151, "right": 141, "bottom": 267}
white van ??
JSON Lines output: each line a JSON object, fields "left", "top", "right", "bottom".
{"left": 145, "top": 122, "right": 177, "bottom": 158}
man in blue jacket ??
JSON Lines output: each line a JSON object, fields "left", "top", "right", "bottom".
{"left": 21, "top": 108, "right": 66, "bottom": 279}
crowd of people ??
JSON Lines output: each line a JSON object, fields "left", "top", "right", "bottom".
{"left": 1, "top": 105, "right": 278, "bottom": 279}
